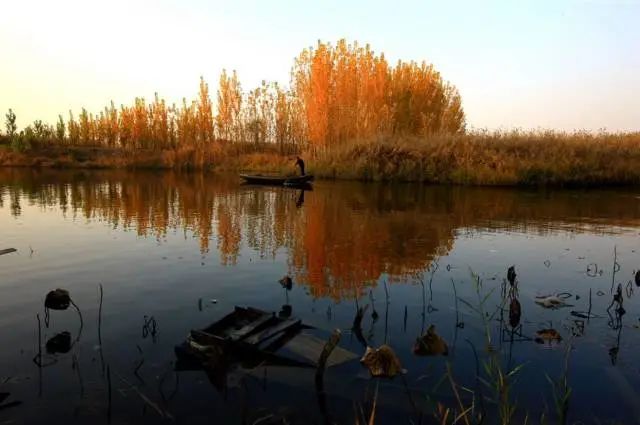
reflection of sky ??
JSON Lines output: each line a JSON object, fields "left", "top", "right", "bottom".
{"left": 451, "top": 229, "right": 639, "bottom": 295}
{"left": 3, "top": 190, "right": 639, "bottom": 296}
{"left": 2, "top": 187, "right": 640, "bottom": 423}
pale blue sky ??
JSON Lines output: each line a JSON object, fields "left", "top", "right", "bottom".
{"left": 1, "top": 0, "right": 639, "bottom": 131}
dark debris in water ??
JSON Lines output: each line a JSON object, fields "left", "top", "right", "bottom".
{"left": 413, "top": 325, "right": 448, "bottom": 356}
{"left": 0, "top": 248, "right": 17, "bottom": 256}
{"left": 44, "top": 289, "right": 70, "bottom": 311}
{"left": 360, "top": 345, "right": 403, "bottom": 378}
{"left": 0, "top": 392, "right": 22, "bottom": 411}
{"left": 535, "top": 328, "right": 562, "bottom": 344}
{"left": 509, "top": 298, "right": 522, "bottom": 328}
{"left": 46, "top": 331, "right": 71, "bottom": 354}
{"left": 570, "top": 310, "right": 601, "bottom": 319}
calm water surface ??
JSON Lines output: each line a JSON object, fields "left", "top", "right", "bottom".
{"left": 1, "top": 169, "right": 640, "bottom": 424}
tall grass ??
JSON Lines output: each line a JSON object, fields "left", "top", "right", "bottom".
{"left": 2, "top": 38, "right": 637, "bottom": 185}
{"left": 311, "top": 131, "right": 640, "bottom": 185}
{"left": 2, "top": 128, "right": 640, "bottom": 186}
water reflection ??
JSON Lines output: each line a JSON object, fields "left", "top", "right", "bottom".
{"left": 1, "top": 169, "right": 640, "bottom": 302}
{"left": 3, "top": 169, "right": 640, "bottom": 424}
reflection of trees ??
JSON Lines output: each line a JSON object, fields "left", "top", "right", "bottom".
{"left": 288, "top": 190, "right": 453, "bottom": 300}
{"left": 2, "top": 169, "right": 640, "bottom": 302}
{"left": 216, "top": 203, "right": 241, "bottom": 265}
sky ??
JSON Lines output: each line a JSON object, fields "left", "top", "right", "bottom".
{"left": 1, "top": 0, "right": 639, "bottom": 132}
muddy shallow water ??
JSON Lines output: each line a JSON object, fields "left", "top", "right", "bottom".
{"left": 1, "top": 169, "right": 640, "bottom": 424}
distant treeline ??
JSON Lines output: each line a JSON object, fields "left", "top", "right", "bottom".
{"left": 1, "top": 39, "right": 464, "bottom": 153}
{"left": 4, "top": 39, "right": 639, "bottom": 186}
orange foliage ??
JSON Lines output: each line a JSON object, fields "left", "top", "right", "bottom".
{"left": 292, "top": 40, "right": 465, "bottom": 150}
{"left": 26, "top": 40, "right": 463, "bottom": 152}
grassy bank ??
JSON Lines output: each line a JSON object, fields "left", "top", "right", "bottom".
{"left": 312, "top": 131, "right": 640, "bottom": 185}
{"left": 2, "top": 131, "right": 640, "bottom": 186}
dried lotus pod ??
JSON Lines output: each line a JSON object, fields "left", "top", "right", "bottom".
{"left": 360, "top": 345, "right": 403, "bottom": 378}
{"left": 509, "top": 298, "right": 521, "bottom": 328}
{"left": 507, "top": 266, "right": 517, "bottom": 286}
{"left": 279, "top": 276, "right": 293, "bottom": 290}
{"left": 45, "top": 289, "right": 70, "bottom": 310}
{"left": 535, "top": 328, "right": 562, "bottom": 344}
{"left": 413, "top": 325, "right": 448, "bottom": 356}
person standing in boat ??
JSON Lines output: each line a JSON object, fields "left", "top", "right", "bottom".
{"left": 294, "top": 156, "right": 305, "bottom": 176}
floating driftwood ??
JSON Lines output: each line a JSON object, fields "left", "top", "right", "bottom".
{"left": 0, "top": 248, "right": 17, "bottom": 256}
{"left": 534, "top": 295, "right": 572, "bottom": 309}
{"left": 570, "top": 310, "right": 601, "bottom": 319}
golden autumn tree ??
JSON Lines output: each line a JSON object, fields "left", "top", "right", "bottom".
{"left": 149, "top": 94, "right": 169, "bottom": 149}
{"left": 177, "top": 98, "right": 197, "bottom": 147}
{"left": 274, "top": 83, "right": 294, "bottom": 152}
{"left": 78, "top": 108, "right": 92, "bottom": 144}
{"left": 67, "top": 111, "right": 80, "bottom": 145}
{"left": 106, "top": 101, "right": 119, "bottom": 147}
{"left": 215, "top": 69, "right": 243, "bottom": 143}
{"left": 57, "top": 39, "right": 464, "bottom": 154}
{"left": 297, "top": 41, "right": 333, "bottom": 149}
{"left": 119, "top": 104, "right": 134, "bottom": 149}
{"left": 441, "top": 84, "right": 465, "bottom": 134}
{"left": 196, "top": 77, "right": 214, "bottom": 145}
{"left": 132, "top": 97, "right": 149, "bottom": 148}
{"left": 244, "top": 86, "right": 261, "bottom": 145}
{"left": 292, "top": 39, "right": 465, "bottom": 150}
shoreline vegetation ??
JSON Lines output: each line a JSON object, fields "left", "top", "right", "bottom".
{"left": 2, "top": 39, "right": 639, "bottom": 186}
{"left": 2, "top": 132, "right": 640, "bottom": 186}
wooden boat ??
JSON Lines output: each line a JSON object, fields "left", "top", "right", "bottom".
{"left": 174, "top": 306, "right": 358, "bottom": 385}
{"left": 239, "top": 174, "right": 314, "bottom": 186}
{"left": 189, "top": 306, "right": 302, "bottom": 347}
{"left": 175, "top": 306, "right": 305, "bottom": 368}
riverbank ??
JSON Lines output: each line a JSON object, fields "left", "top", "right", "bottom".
{"left": 1, "top": 131, "right": 640, "bottom": 186}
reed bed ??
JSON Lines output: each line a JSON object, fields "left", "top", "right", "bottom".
{"left": 2, "top": 130, "right": 640, "bottom": 186}
{"left": 310, "top": 131, "right": 640, "bottom": 185}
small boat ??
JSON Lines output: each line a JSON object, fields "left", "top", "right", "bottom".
{"left": 190, "top": 306, "right": 303, "bottom": 347}
{"left": 175, "top": 307, "right": 305, "bottom": 368}
{"left": 174, "top": 306, "right": 358, "bottom": 390}
{"left": 239, "top": 174, "right": 314, "bottom": 186}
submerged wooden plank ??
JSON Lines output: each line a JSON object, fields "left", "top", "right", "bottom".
{"left": 0, "top": 248, "right": 17, "bottom": 256}
{"left": 244, "top": 318, "right": 301, "bottom": 346}
{"left": 190, "top": 329, "right": 226, "bottom": 346}
{"left": 285, "top": 333, "right": 358, "bottom": 367}
{"left": 229, "top": 313, "right": 276, "bottom": 341}
{"left": 204, "top": 307, "right": 266, "bottom": 332}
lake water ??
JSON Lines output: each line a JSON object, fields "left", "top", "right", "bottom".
{"left": 1, "top": 169, "right": 640, "bottom": 424}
